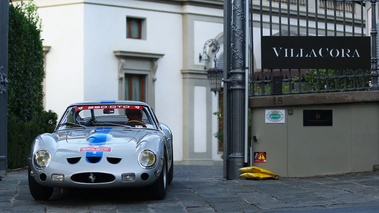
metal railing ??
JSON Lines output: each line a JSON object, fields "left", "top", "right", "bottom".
{"left": 249, "top": 0, "right": 376, "bottom": 96}
{"left": 319, "top": 0, "right": 354, "bottom": 13}
{"left": 270, "top": 0, "right": 308, "bottom": 6}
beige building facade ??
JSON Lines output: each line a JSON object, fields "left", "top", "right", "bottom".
{"left": 24, "top": 0, "right": 225, "bottom": 165}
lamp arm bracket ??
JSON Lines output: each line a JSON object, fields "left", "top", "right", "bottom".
{"left": 222, "top": 78, "right": 231, "bottom": 83}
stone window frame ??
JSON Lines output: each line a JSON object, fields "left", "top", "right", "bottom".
{"left": 114, "top": 51, "right": 164, "bottom": 108}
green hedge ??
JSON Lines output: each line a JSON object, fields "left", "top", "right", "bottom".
{"left": 7, "top": 111, "right": 57, "bottom": 168}
{"left": 8, "top": 1, "right": 44, "bottom": 122}
{"left": 7, "top": 1, "right": 57, "bottom": 169}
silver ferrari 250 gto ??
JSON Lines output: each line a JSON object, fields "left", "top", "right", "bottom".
{"left": 28, "top": 101, "right": 173, "bottom": 200}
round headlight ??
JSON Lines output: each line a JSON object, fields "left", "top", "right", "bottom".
{"left": 34, "top": 150, "right": 51, "bottom": 170}
{"left": 138, "top": 150, "right": 156, "bottom": 168}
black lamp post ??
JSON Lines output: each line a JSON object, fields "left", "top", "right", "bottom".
{"left": 0, "top": 0, "right": 8, "bottom": 174}
{"left": 223, "top": 0, "right": 246, "bottom": 180}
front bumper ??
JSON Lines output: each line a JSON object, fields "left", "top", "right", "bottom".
{"left": 29, "top": 159, "right": 163, "bottom": 188}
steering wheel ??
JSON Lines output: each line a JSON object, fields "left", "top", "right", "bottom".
{"left": 126, "top": 120, "right": 146, "bottom": 127}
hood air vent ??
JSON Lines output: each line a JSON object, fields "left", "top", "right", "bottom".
{"left": 67, "top": 157, "right": 81, "bottom": 164}
{"left": 86, "top": 157, "right": 101, "bottom": 163}
{"left": 107, "top": 157, "right": 121, "bottom": 164}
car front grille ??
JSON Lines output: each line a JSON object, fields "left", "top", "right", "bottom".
{"left": 71, "top": 172, "right": 115, "bottom": 183}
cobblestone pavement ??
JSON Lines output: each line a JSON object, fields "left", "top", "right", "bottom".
{"left": 1, "top": 165, "right": 379, "bottom": 212}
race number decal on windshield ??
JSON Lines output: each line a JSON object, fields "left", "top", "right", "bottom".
{"left": 75, "top": 105, "right": 142, "bottom": 111}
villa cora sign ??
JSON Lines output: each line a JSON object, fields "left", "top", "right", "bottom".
{"left": 261, "top": 36, "right": 370, "bottom": 69}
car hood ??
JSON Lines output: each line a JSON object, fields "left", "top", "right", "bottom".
{"left": 40, "top": 127, "right": 162, "bottom": 167}
{"left": 63, "top": 128, "right": 142, "bottom": 145}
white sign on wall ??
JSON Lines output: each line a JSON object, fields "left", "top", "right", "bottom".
{"left": 265, "top": 109, "right": 285, "bottom": 124}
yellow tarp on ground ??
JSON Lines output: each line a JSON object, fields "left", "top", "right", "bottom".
{"left": 239, "top": 166, "right": 279, "bottom": 180}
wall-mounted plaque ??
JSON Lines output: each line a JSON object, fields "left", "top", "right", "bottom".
{"left": 303, "top": 110, "right": 333, "bottom": 126}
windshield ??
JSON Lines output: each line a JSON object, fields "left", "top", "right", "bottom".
{"left": 56, "top": 104, "right": 157, "bottom": 130}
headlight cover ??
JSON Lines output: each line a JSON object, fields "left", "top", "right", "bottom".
{"left": 33, "top": 150, "right": 51, "bottom": 170}
{"left": 138, "top": 149, "right": 157, "bottom": 169}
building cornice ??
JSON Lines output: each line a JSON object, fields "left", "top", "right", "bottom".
{"left": 181, "top": 69, "right": 208, "bottom": 80}
{"left": 114, "top": 51, "right": 164, "bottom": 60}
{"left": 250, "top": 91, "right": 379, "bottom": 108}
{"left": 34, "top": 0, "right": 223, "bottom": 18}
{"left": 138, "top": 0, "right": 223, "bottom": 8}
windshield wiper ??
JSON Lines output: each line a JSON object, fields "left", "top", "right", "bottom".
{"left": 58, "top": 122, "right": 87, "bottom": 129}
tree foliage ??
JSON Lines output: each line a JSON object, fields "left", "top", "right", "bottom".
{"left": 8, "top": 0, "right": 44, "bottom": 122}
{"left": 7, "top": 0, "right": 57, "bottom": 169}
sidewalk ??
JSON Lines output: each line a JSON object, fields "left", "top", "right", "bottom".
{"left": 174, "top": 165, "right": 379, "bottom": 212}
{"left": 0, "top": 165, "right": 379, "bottom": 212}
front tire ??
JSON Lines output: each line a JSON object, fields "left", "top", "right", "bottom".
{"left": 28, "top": 169, "right": 53, "bottom": 201}
{"left": 168, "top": 160, "right": 173, "bottom": 184}
{"left": 148, "top": 157, "right": 167, "bottom": 200}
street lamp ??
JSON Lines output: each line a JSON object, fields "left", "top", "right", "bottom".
{"left": 207, "top": 68, "right": 223, "bottom": 94}
{"left": 199, "top": 39, "right": 223, "bottom": 94}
